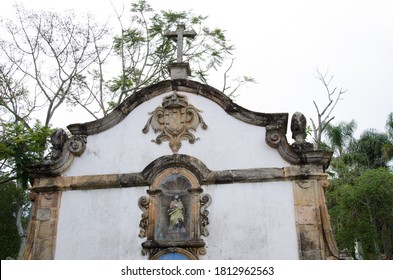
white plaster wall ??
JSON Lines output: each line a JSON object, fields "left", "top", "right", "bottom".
{"left": 55, "top": 181, "right": 297, "bottom": 260}
{"left": 65, "top": 91, "right": 288, "bottom": 176}
{"left": 202, "top": 181, "right": 298, "bottom": 260}
{"left": 55, "top": 187, "right": 149, "bottom": 260}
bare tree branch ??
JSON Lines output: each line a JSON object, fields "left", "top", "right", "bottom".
{"left": 1, "top": 5, "right": 110, "bottom": 125}
{"left": 310, "top": 69, "right": 347, "bottom": 149}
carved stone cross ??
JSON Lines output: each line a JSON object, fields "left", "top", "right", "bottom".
{"left": 164, "top": 25, "right": 196, "bottom": 63}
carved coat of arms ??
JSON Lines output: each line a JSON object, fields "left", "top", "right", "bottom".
{"left": 142, "top": 92, "right": 208, "bottom": 153}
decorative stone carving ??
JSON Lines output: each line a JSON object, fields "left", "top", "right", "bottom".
{"left": 264, "top": 114, "right": 289, "bottom": 150}
{"left": 68, "top": 135, "right": 87, "bottom": 156}
{"left": 291, "top": 112, "right": 307, "bottom": 142}
{"left": 321, "top": 179, "right": 330, "bottom": 193}
{"left": 45, "top": 129, "right": 68, "bottom": 162}
{"left": 290, "top": 112, "right": 313, "bottom": 152}
{"left": 139, "top": 168, "right": 211, "bottom": 259}
{"left": 143, "top": 92, "right": 208, "bottom": 153}
{"left": 38, "top": 132, "right": 87, "bottom": 176}
{"left": 200, "top": 194, "right": 212, "bottom": 237}
{"left": 37, "top": 208, "right": 51, "bottom": 221}
{"left": 138, "top": 196, "right": 150, "bottom": 238}
{"left": 296, "top": 180, "right": 315, "bottom": 189}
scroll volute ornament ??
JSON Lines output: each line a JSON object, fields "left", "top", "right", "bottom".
{"left": 200, "top": 194, "right": 212, "bottom": 237}
{"left": 142, "top": 92, "right": 208, "bottom": 153}
{"left": 44, "top": 129, "right": 87, "bottom": 163}
{"left": 138, "top": 196, "right": 150, "bottom": 238}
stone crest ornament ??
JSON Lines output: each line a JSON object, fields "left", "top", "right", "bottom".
{"left": 142, "top": 92, "right": 208, "bottom": 153}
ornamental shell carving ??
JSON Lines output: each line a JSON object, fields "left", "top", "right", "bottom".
{"left": 142, "top": 92, "right": 208, "bottom": 153}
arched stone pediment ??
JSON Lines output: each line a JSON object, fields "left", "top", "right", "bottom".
{"left": 67, "top": 79, "right": 287, "bottom": 135}
{"left": 31, "top": 79, "right": 332, "bottom": 178}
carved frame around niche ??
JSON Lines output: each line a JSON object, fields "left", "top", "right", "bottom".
{"left": 138, "top": 168, "right": 211, "bottom": 260}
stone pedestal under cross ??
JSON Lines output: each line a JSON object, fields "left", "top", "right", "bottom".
{"left": 164, "top": 25, "right": 196, "bottom": 79}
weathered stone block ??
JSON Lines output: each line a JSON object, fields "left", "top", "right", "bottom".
{"left": 289, "top": 164, "right": 318, "bottom": 175}
{"left": 296, "top": 206, "right": 320, "bottom": 225}
{"left": 298, "top": 224, "right": 321, "bottom": 251}
{"left": 34, "top": 238, "right": 52, "bottom": 260}
{"left": 37, "top": 208, "right": 51, "bottom": 221}
{"left": 293, "top": 180, "right": 316, "bottom": 206}
{"left": 300, "top": 250, "right": 322, "bottom": 260}
{"left": 39, "top": 195, "right": 53, "bottom": 208}
{"left": 37, "top": 221, "right": 51, "bottom": 239}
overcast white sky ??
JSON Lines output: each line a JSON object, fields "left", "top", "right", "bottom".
{"left": 2, "top": 0, "right": 393, "bottom": 137}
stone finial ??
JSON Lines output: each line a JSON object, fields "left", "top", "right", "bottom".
{"left": 48, "top": 129, "right": 68, "bottom": 161}
{"left": 290, "top": 112, "right": 313, "bottom": 152}
{"left": 291, "top": 112, "right": 307, "bottom": 144}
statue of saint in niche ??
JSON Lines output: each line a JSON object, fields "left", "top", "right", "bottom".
{"left": 168, "top": 195, "right": 185, "bottom": 231}
{"left": 155, "top": 174, "right": 191, "bottom": 241}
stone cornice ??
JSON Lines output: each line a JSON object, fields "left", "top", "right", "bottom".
{"left": 31, "top": 155, "right": 329, "bottom": 192}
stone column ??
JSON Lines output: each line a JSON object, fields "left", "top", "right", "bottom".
{"left": 292, "top": 164, "right": 328, "bottom": 259}
{"left": 22, "top": 187, "right": 62, "bottom": 260}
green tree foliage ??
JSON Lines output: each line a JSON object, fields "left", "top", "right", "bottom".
{"left": 351, "top": 130, "right": 392, "bottom": 169}
{"left": 0, "top": 122, "right": 53, "bottom": 187}
{"left": 324, "top": 120, "right": 357, "bottom": 156}
{"left": 0, "top": 121, "right": 52, "bottom": 259}
{"left": 325, "top": 113, "right": 393, "bottom": 259}
{"left": 328, "top": 168, "right": 393, "bottom": 259}
{"left": 0, "top": 181, "right": 25, "bottom": 259}
{"left": 109, "top": 0, "right": 250, "bottom": 109}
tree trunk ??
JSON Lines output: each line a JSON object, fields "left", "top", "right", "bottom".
{"left": 381, "top": 223, "right": 392, "bottom": 259}
{"left": 366, "top": 204, "right": 381, "bottom": 259}
{"left": 16, "top": 205, "right": 27, "bottom": 259}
